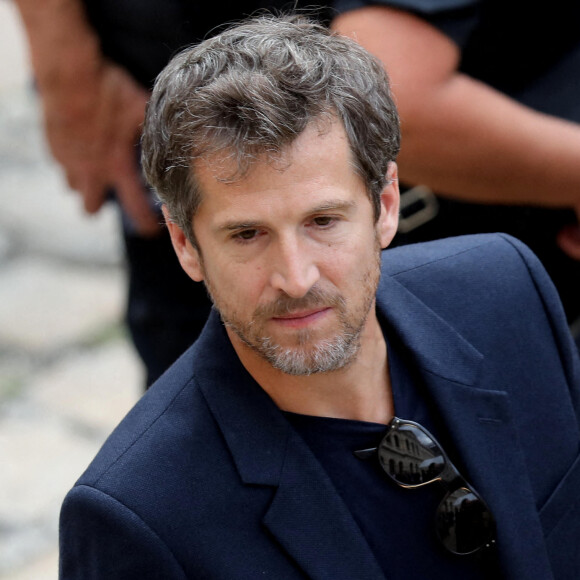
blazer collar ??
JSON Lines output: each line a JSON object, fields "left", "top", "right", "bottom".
{"left": 376, "top": 270, "right": 484, "bottom": 386}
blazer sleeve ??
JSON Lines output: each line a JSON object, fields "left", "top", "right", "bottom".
{"left": 499, "top": 234, "right": 580, "bottom": 579}
{"left": 59, "top": 485, "right": 188, "bottom": 580}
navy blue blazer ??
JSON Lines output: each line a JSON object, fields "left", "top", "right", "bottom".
{"left": 59, "top": 234, "right": 580, "bottom": 579}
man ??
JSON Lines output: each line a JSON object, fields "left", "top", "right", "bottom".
{"left": 59, "top": 14, "right": 580, "bottom": 579}
{"left": 331, "top": 1, "right": 580, "bottom": 347}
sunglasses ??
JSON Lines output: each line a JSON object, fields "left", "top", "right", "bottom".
{"left": 355, "top": 417, "right": 496, "bottom": 555}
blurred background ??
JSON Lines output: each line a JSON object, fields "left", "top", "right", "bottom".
{"left": 0, "top": 1, "right": 142, "bottom": 577}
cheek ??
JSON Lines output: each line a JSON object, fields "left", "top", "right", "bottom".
{"left": 320, "top": 248, "right": 367, "bottom": 291}
{"left": 213, "top": 262, "right": 269, "bottom": 307}
{"left": 325, "top": 233, "right": 378, "bottom": 276}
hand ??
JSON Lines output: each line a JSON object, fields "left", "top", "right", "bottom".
{"left": 557, "top": 207, "right": 580, "bottom": 260}
{"left": 40, "top": 59, "right": 161, "bottom": 236}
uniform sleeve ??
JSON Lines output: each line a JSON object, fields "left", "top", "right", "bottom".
{"left": 332, "top": 0, "right": 482, "bottom": 48}
{"left": 59, "top": 485, "right": 188, "bottom": 580}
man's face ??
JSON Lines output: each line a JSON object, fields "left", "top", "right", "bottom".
{"left": 168, "top": 121, "right": 399, "bottom": 375}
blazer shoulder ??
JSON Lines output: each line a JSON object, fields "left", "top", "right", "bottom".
{"left": 380, "top": 233, "right": 563, "bottom": 322}
{"left": 381, "top": 233, "right": 567, "bottom": 313}
{"left": 381, "top": 233, "right": 532, "bottom": 276}
{"left": 75, "top": 343, "right": 203, "bottom": 488}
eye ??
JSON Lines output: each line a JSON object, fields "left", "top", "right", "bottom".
{"left": 233, "top": 228, "right": 261, "bottom": 243}
{"left": 312, "top": 216, "right": 337, "bottom": 228}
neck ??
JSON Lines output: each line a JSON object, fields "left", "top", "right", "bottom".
{"left": 228, "top": 310, "right": 394, "bottom": 425}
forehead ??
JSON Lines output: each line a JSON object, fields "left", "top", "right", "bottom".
{"left": 191, "top": 120, "right": 366, "bottom": 219}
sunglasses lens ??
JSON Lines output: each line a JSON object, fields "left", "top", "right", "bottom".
{"left": 435, "top": 487, "right": 495, "bottom": 555}
{"left": 378, "top": 422, "right": 446, "bottom": 486}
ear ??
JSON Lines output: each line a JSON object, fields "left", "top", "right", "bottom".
{"left": 162, "top": 206, "right": 205, "bottom": 282}
{"left": 376, "top": 162, "right": 400, "bottom": 249}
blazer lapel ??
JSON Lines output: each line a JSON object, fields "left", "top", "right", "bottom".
{"left": 377, "top": 275, "right": 554, "bottom": 580}
{"left": 263, "top": 429, "right": 385, "bottom": 580}
{"left": 196, "top": 312, "right": 385, "bottom": 580}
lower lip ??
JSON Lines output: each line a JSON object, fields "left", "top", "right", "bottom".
{"left": 271, "top": 308, "right": 331, "bottom": 328}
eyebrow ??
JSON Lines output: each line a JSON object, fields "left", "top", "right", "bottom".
{"left": 310, "top": 200, "right": 358, "bottom": 213}
{"left": 220, "top": 221, "right": 262, "bottom": 233}
{"left": 217, "top": 199, "right": 358, "bottom": 233}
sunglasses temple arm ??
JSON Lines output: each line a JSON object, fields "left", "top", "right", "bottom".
{"left": 353, "top": 447, "right": 378, "bottom": 460}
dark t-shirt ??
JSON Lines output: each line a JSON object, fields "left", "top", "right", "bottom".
{"left": 286, "top": 332, "right": 501, "bottom": 578}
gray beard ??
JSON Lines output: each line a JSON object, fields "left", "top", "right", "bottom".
{"left": 238, "top": 325, "right": 362, "bottom": 376}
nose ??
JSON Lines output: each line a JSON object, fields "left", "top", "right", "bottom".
{"left": 269, "top": 236, "right": 320, "bottom": 298}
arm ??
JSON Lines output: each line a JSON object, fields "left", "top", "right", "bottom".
{"left": 332, "top": 6, "right": 580, "bottom": 256}
{"left": 14, "top": 0, "right": 160, "bottom": 235}
{"left": 333, "top": 6, "right": 580, "bottom": 208}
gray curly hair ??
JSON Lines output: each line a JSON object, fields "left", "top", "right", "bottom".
{"left": 141, "top": 13, "right": 400, "bottom": 244}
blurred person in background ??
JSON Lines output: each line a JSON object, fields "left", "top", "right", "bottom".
{"left": 13, "top": 0, "right": 332, "bottom": 387}
{"left": 332, "top": 1, "right": 580, "bottom": 349}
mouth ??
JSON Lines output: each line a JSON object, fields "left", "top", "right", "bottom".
{"left": 271, "top": 307, "right": 331, "bottom": 328}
